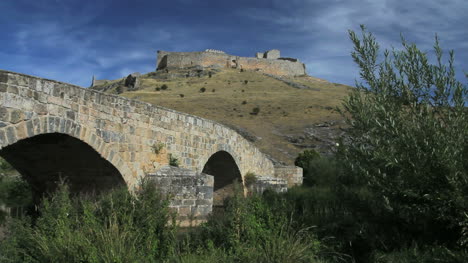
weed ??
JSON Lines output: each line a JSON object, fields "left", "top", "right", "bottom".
{"left": 169, "top": 154, "right": 180, "bottom": 167}
{"left": 116, "top": 86, "right": 125, "bottom": 94}
{"left": 152, "top": 142, "right": 165, "bottom": 154}
{"left": 243, "top": 172, "right": 257, "bottom": 187}
{"left": 250, "top": 107, "right": 260, "bottom": 115}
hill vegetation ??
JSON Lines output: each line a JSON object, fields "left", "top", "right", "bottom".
{"left": 93, "top": 68, "right": 351, "bottom": 164}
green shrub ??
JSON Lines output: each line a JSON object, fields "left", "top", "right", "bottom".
{"left": 188, "top": 184, "right": 323, "bottom": 262}
{"left": 0, "top": 175, "right": 32, "bottom": 223}
{"left": 152, "top": 142, "right": 165, "bottom": 154}
{"left": 339, "top": 25, "right": 468, "bottom": 249}
{"left": 250, "top": 107, "right": 260, "bottom": 115}
{"left": 0, "top": 157, "right": 13, "bottom": 173}
{"left": 115, "top": 86, "right": 125, "bottom": 94}
{"left": 169, "top": 154, "right": 180, "bottom": 167}
{"left": 199, "top": 87, "right": 206, "bottom": 93}
{"left": 243, "top": 172, "right": 257, "bottom": 187}
{"left": 294, "top": 150, "right": 321, "bottom": 184}
{"left": 0, "top": 181, "right": 177, "bottom": 262}
{"left": 155, "top": 87, "right": 161, "bottom": 91}
{"left": 161, "top": 84, "right": 169, "bottom": 90}
{"left": 371, "top": 245, "right": 468, "bottom": 263}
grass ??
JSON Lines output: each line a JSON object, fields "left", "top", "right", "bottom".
{"left": 103, "top": 68, "right": 351, "bottom": 164}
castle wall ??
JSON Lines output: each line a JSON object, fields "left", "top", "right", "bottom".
{"left": 157, "top": 51, "right": 230, "bottom": 70}
{"left": 156, "top": 51, "right": 306, "bottom": 77}
{"left": 237, "top": 57, "right": 306, "bottom": 76}
{"left": 264, "top": 49, "right": 280, "bottom": 59}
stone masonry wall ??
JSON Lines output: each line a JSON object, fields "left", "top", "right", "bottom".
{"left": 248, "top": 176, "right": 288, "bottom": 194}
{"left": 0, "top": 70, "right": 276, "bottom": 190}
{"left": 147, "top": 166, "right": 213, "bottom": 226}
{"left": 236, "top": 57, "right": 306, "bottom": 76}
{"left": 156, "top": 51, "right": 306, "bottom": 76}
{"left": 274, "top": 166, "right": 303, "bottom": 187}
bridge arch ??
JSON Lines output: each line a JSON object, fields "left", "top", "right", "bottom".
{"left": 201, "top": 150, "right": 243, "bottom": 206}
{"left": 0, "top": 116, "right": 134, "bottom": 192}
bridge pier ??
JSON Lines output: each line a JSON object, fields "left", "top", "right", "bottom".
{"left": 148, "top": 166, "right": 213, "bottom": 226}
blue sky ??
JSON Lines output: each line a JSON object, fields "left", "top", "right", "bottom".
{"left": 1, "top": 0, "right": 467, "bottom": 87}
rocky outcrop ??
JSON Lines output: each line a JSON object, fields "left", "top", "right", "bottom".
{"left": 124, "top": 72, "right": 141, "bottom": 91}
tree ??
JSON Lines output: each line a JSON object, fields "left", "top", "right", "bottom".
{"left": 339, "top": 25, "right": 467, "bottom": 246}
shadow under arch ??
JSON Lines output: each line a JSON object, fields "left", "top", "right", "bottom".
{"left": 0, "top": 133, "right": 126, "bottom": 203}
{"left": 202, "top": 150, "right": 243, "bottom": 206}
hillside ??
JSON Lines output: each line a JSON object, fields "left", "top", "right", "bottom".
{"left": 92, "top": 68, "right": 352, "bottom": 165}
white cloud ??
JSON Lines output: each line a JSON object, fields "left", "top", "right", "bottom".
{"left": 239, "top": 0, "right": 467, "bottom": 85}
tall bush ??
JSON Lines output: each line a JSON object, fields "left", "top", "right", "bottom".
{"left": 0, "top": 180, "right": 177, "bottom": 263}
{"left": 338, "top": 25, "right": 467, "bottom": 247}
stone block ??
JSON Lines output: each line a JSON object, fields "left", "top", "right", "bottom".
{"left": 8, "top": 74, "right": 29, "bottom": 87}
{"left": 39, "top": 117, "right": 47, "bottom": 133}
{"left": 0, "top": 72, "right": 8, "bottom": 84}
{"left": 26, "top": 120, "right": 34, "bottom": 137}
{"left": 66, "top": 110, "right": 76, "bottom": 121}
{"left": 9, "top": 110, "right": 24, "bottom": 124}
{"left": 182, "top": 199, "right": 195, "bottom": 206}
{"left": 264, "top": 49, "right": 280, "bottom": 59}
{"left": 15, "top": 122, "right": 27, "bottom": 140}
{"left": 0, "top": 130, "right": 6, "bottom": 147}
{"left": 169, "top": 199, "right": 183, "bottom": 206}
{"left": 195, "top": 199, "right": 212, "bottom": 206}
{"left": 58, "top": 118, "right": 65, "bottom": 133}
{"left": 24, "top": 111, "right": 34, "bottom": 120}
{"left": 248, "top": 176, "right": 288, "bottom": 194}
{"left": 6, "top": 126, "right": 17, "bottom": 144}
{"left": 274, "top": 166, "right": 303, "bottom": 187}
{"left": 33, "top": 104, "right": 48, "bottom": 115}
{"left": 32, "top": 118, "right": 41, "bottom": 134}
{"left": 0, "top": 108, "right": 8, "bottom": 122}
{"left": 0, "top": 83, "right": 7, "bottom": 92}
{"left": 7, "top": 85, "right": 18, "bottom": 94}
{"left": 178, "top": 206, "right": 191, "bottom": 216}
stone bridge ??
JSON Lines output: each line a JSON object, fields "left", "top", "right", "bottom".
{"left": 0, "top": 70, "right": 302, "bottom": 222}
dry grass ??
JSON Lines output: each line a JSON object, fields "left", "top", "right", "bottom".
{"left": 114, "top": 68, "right": 351, "bottom": 164}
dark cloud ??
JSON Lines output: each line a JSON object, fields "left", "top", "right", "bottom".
{"left": 0, "top": 0, "right": 466, "bottom": 87}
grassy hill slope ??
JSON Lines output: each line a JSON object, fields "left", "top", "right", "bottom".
{"left": 93, "top": 68, "right": 352, "bottom": 165}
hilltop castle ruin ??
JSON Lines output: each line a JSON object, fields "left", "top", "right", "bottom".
{"left": 90, "top": 49, "right": 306, "bottom": 88}
{"left": 156, "top": 49, "right": 306, "bottom": 76}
